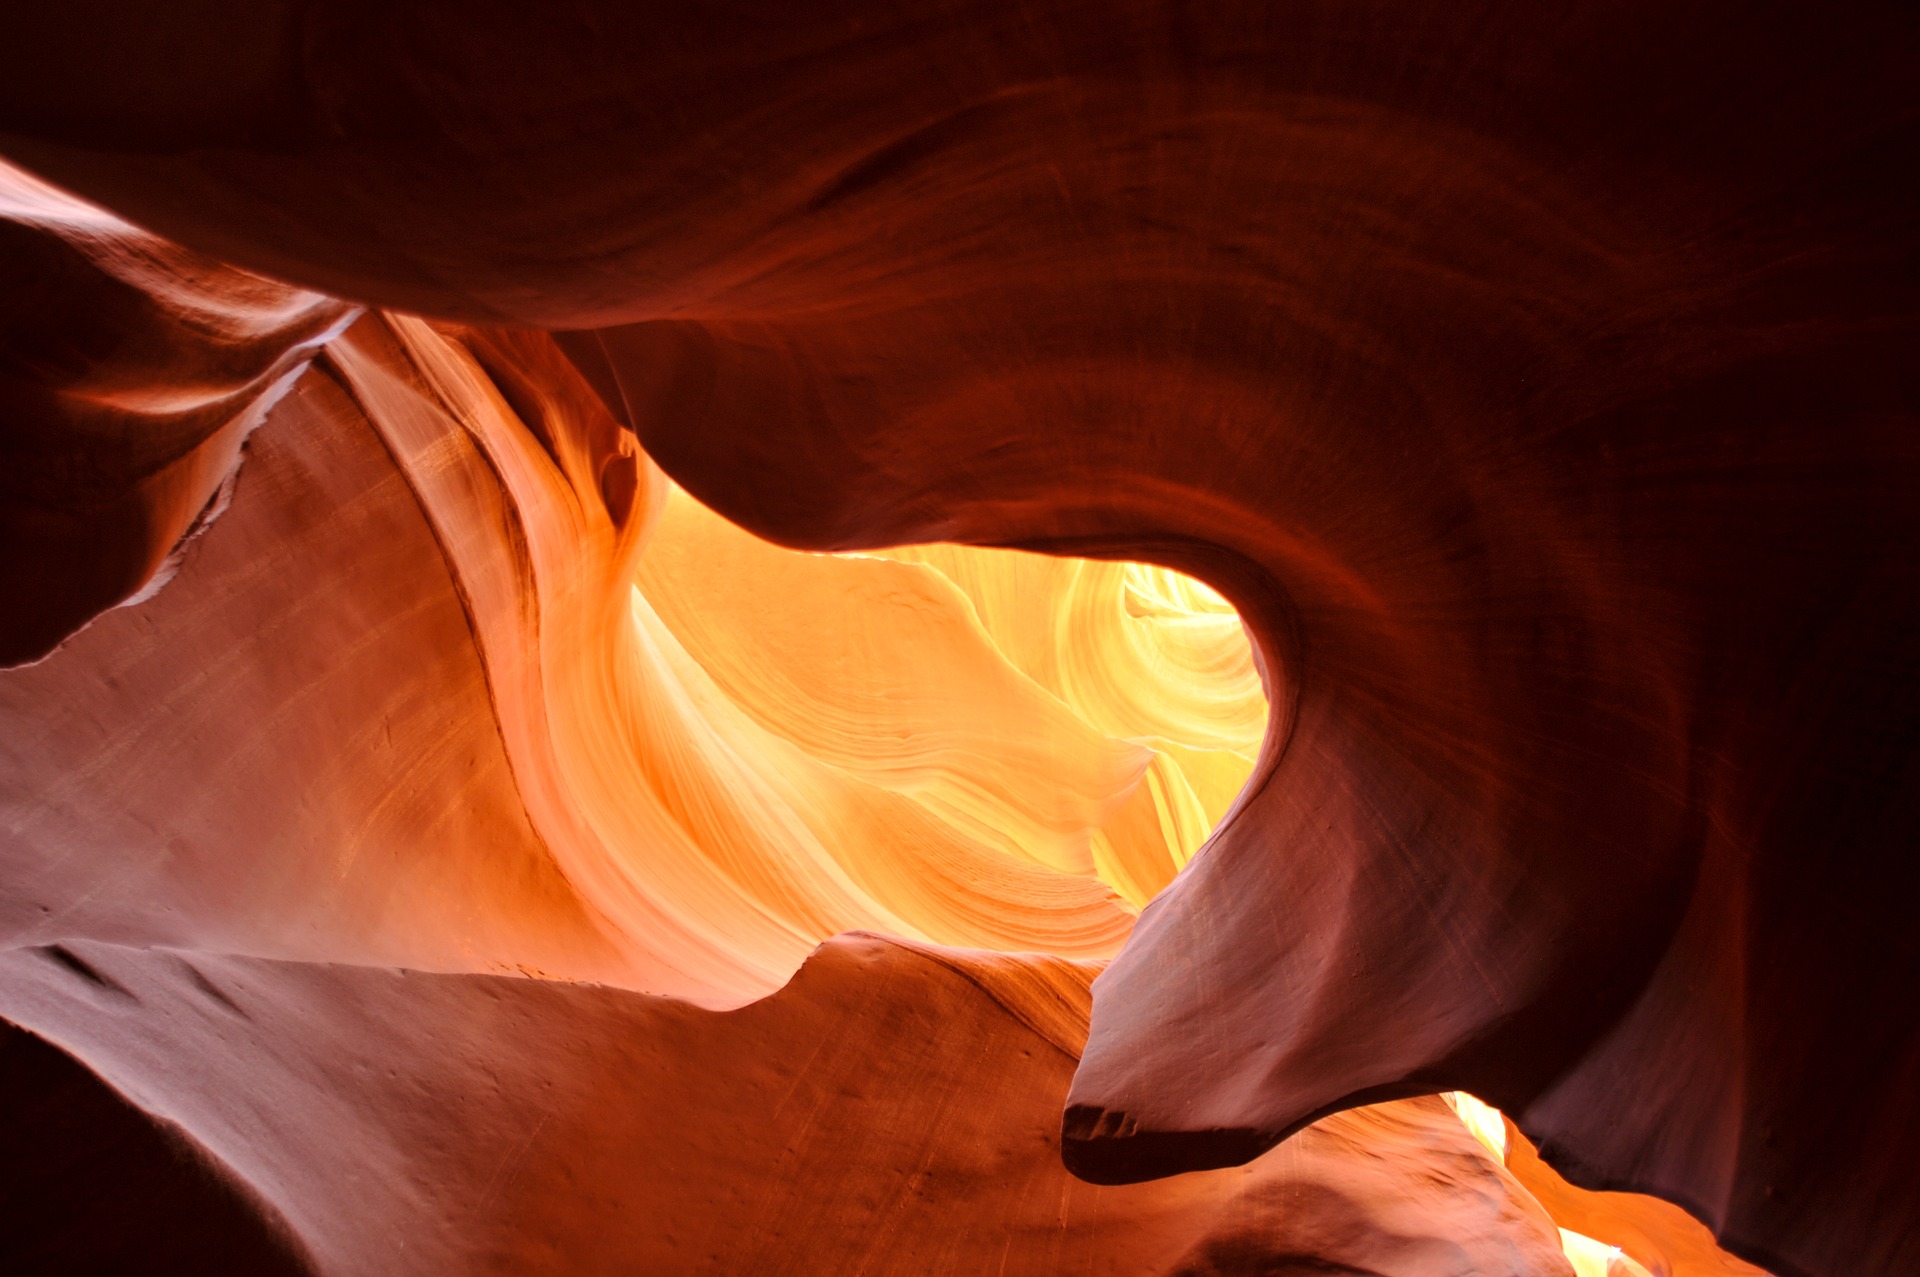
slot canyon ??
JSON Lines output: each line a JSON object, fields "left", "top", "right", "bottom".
{"left": 0, "top": 5, "right": 1914, "bottom": 1275}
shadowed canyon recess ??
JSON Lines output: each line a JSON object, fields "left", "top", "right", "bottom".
{"left": 0, "top": 4, "right": 1915, "bottom": 1274}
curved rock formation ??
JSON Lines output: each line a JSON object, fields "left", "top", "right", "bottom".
{"left": 0, "top": 295, "right": 1255, "bottom": 993}
{"left": 0, "top": 935, "right": 1587, "bottom": 1276}
{"left": 0, "top": 160, "right": 353, "bottom": 666}
{"left": 0, "top": 1017, "right": 314, "bottom": 1276}
{"left": 0, "top": 4, "right": 1913, "bottom": 1275}
{"left": 0, "top": 246, "right": 1753, "bottom": 1275}
{"left": 319, "top": 311, "right": 1264, "bottom": 996}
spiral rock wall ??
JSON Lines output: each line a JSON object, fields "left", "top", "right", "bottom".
{"left": 1, "top": 4, "right": 1914, "bottom": 1275}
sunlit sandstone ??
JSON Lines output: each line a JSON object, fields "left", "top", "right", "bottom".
{"left": 0, "top": 286, "right": 1770, "bottom": 1274}
{"left": 1, "top": 5, "right": 1913, "bottom": 1274}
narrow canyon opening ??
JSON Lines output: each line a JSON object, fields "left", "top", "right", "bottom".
{"left": 627, "top": 479, "right": 1271, "bottom": 960}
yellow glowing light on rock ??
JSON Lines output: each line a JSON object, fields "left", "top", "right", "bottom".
{"left": 869, "top": 544, "right": 1267, "bottom": 906}
{"left": 1443, "top": 1092, "right": 1727, "bottom": 1277}
{"left": 634, "top": 484, "right": 1271, "bottom": 936}
{"left": 350, "top": 316, "right": 1271, "bottom": 1004}
{"left": 1445, "top": 1090, "right": 1510, "bottom": 1162}
{"left": 1560, "top": 1229, "right": 1655, "bottom": 1277}
{"left": 337, "top": 318, "right": 1769, "bottom": 1277}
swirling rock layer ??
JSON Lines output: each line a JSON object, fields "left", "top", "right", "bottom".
{"left": 0, "top": 4, "right": 1914, "bottom": 1275}
{"left": 1, "top": 936, "right": 1584, "bottom": 1276}
{"left": 0, "top": 265, "right": 1754, "bottom": 1274}
{"left": 0, "top": 161, "right": 352, "bottom": 665}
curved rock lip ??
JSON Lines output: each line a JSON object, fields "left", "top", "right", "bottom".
{"left": 1062, "top": 1075, "right": 1454, "bottom": 1185}
{"left": 1061, "top": 1107, "right": 1275, "bottom": 1184}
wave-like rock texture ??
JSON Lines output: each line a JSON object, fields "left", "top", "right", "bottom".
{"left": 0, "top": 219, "right": 1751, "bottom": 1272}
{"left": 0, "top": 4, "right": 1913, "bottom": 1275}
{"left": 318, "top": 311, "right": 1264, "bottom": 996}
{"left": 0, "top": 937, "right": 1583, "bottom": 1276}
{"left": 0, "top": 295, "right": 1249, "bottom": 991}
{"left": 0, "top": 161, "right": 353, "bottom": 666}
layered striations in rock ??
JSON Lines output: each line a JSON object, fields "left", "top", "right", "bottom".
{"left": 0, "top": 161, "right": 353, "bottom": 666}
{"left": 1, "top": 4, "right": 1914, "bottom": 1275}
{"left": 1, "top": 239, "right": 1761, "bottom": 1274}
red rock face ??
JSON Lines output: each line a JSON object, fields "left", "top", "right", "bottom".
{"left": 0, "top": 5, "right": 1914, "bottom": 1276}
{"left": 0, "top": 935, "right": 1589, "bottom": 1277}
{"left": 0, "top": 164, "right": 353, "bottom": 666}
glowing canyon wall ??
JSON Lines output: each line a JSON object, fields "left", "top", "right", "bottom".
{"left": 1, "top": 4, "right": 1915, "bottom": 1275}
{"left": 0, "top": 263, "right": 1747, "bottom": 1277}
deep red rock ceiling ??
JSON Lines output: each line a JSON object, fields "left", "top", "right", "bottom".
{"left": 1, "top": 4, "right": 1915, "bottom": 1275}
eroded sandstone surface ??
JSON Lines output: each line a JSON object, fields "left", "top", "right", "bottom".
{"left": 1, "top": 5, "right": 1913, "bottom": 1275}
